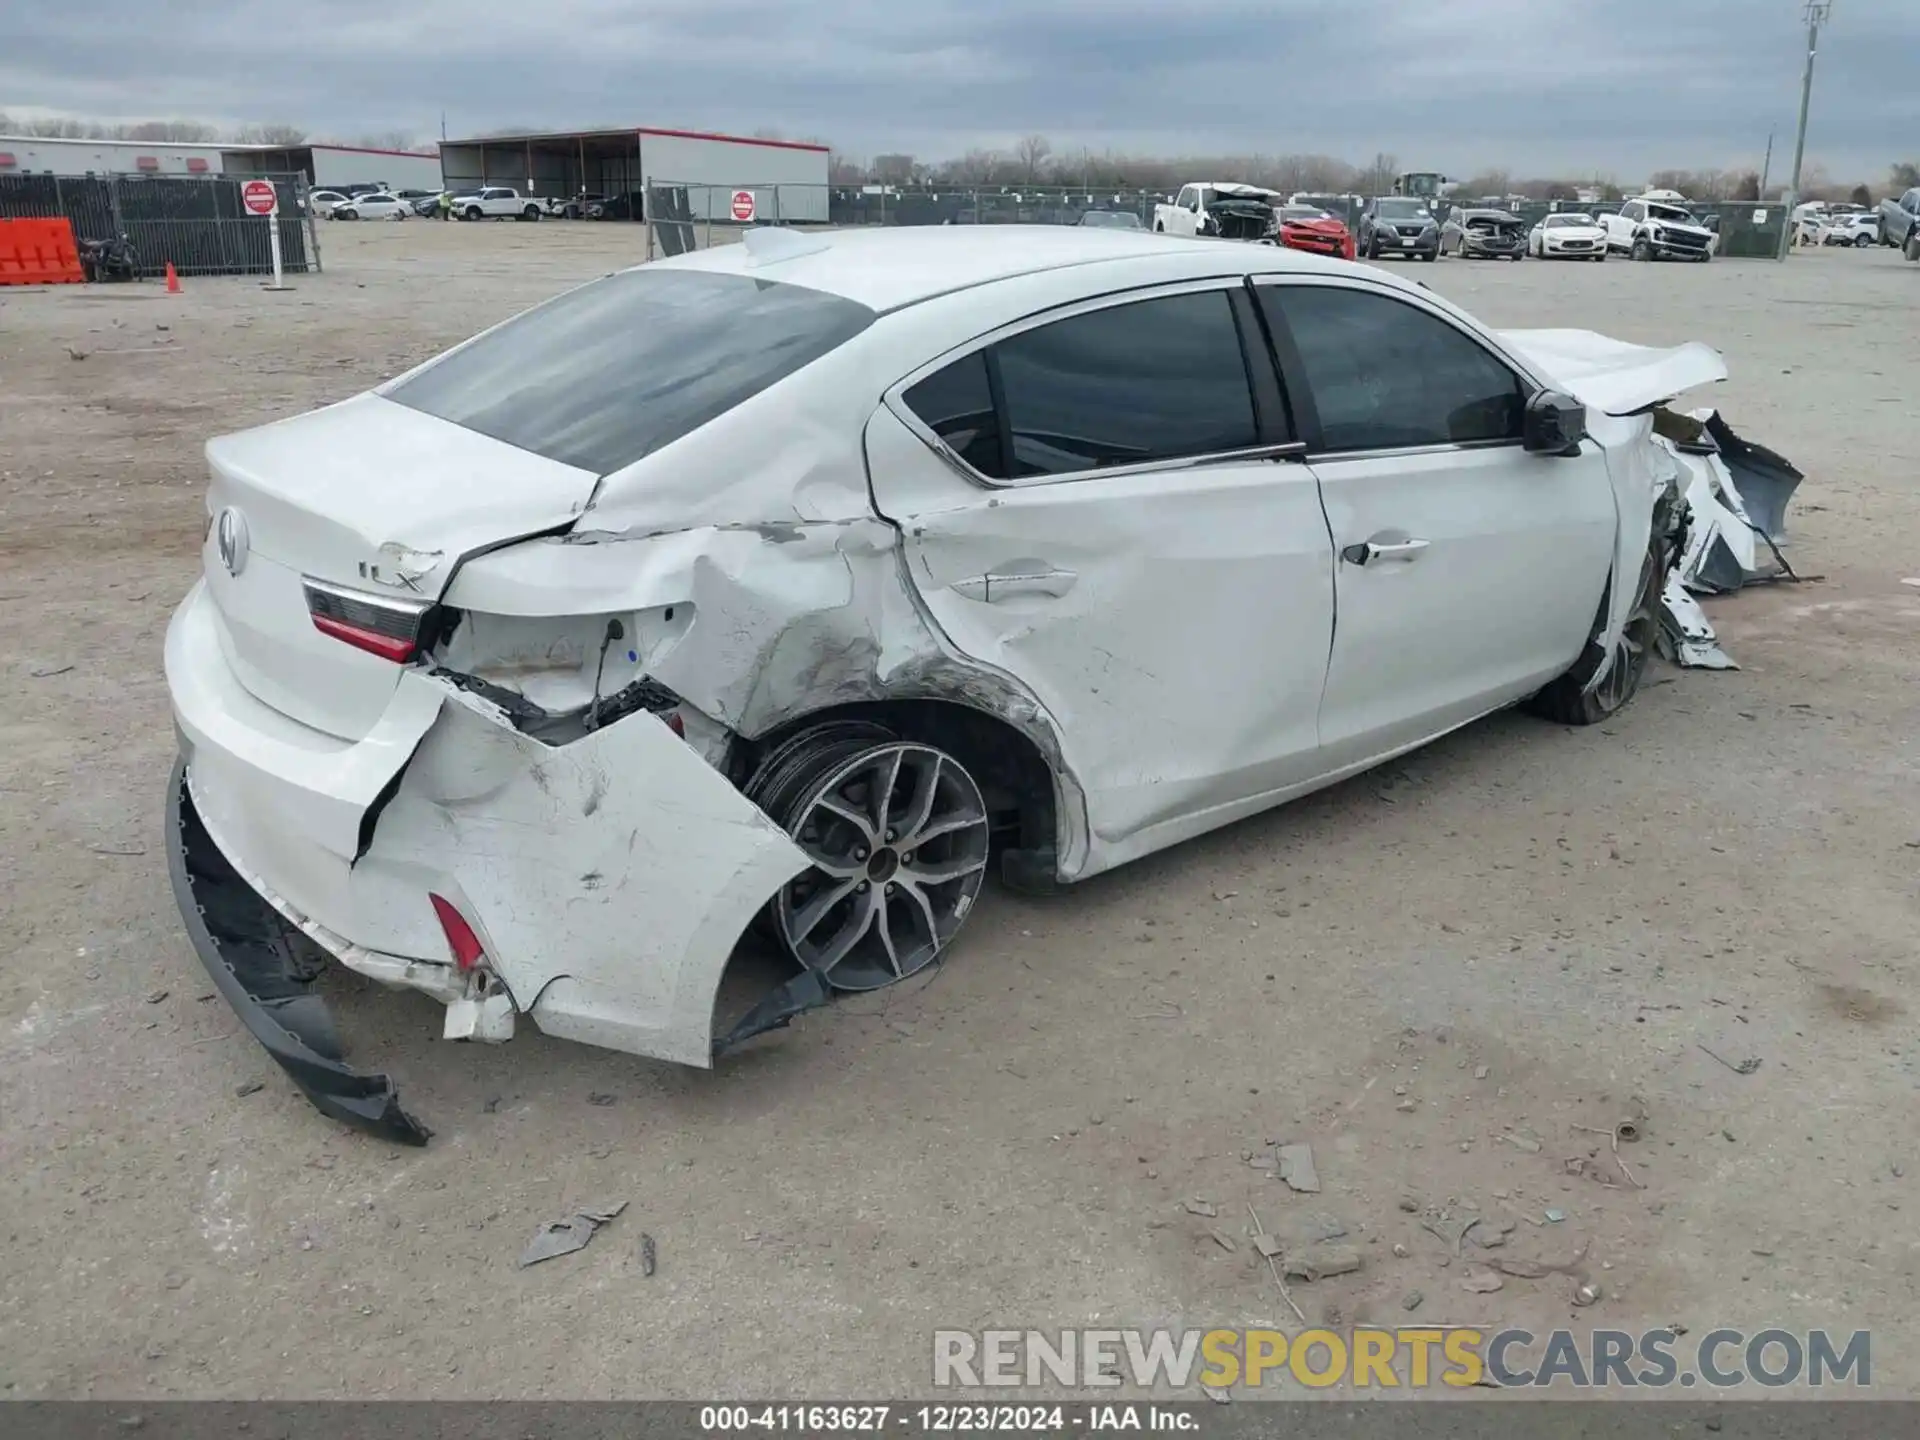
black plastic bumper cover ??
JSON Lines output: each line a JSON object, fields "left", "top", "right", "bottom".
{"left": 167, "top": 761, "right": 432, "bottom": 1145}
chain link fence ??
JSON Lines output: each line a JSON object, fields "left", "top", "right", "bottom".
{"left": 0, "top": 173, "right": 318, "bottom": 279}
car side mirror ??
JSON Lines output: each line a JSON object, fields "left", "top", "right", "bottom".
{"left": 1524, "top": 390, "right": 1587, "bottom": 456}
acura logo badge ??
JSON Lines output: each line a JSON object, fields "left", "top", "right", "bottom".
{"left": 215, "top": 507, "right": 250, "bottom": 577}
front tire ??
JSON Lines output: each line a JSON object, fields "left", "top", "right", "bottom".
{"left": 1525, "top": 539, "right": 1661, "bottom": 726}
{"left": 464, "top": 206, "right": 482, "bottom": 221}
{"left": 1632, "top": 236, "right": 1653, "bottom": 262}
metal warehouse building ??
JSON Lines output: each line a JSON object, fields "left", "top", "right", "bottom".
{"left": 0, "top": 136, "right": 442, "bottom": 191}
{"left": 220, "top": 143, "right": 443, "bottom": 193}
{"left": 438, "top": 126, "right": 830, "bottom": 222}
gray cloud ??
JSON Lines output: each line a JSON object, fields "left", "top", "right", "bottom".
{"left": 5, "top": 0, "right": 1917, "bottom": 179}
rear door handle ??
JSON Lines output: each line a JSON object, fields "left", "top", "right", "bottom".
{"left": 952, "top": 568, "right": 1079, "bottom": 602}
{"left": 1341, "top": 538, "right": 1430, "bottom": 566}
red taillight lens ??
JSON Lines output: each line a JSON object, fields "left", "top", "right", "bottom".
{"left": 430, "top": 893, "right": 485, "bottom": 971}
{"left": 302, "top": 578, "right": 430, "bottom": 665}
{"left": 311, "top": 612, "right": 417, "bottom": 662}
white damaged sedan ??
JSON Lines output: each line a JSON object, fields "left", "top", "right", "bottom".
{"left": 167, "top": 225, "right": 1738, "bottom": 1141}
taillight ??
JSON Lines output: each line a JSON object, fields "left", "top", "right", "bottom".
{"left": 430, "top": 893, "right": 486, "bottom": 971}
{"left": 303, "top": 578, "right": 431, "bottom": 664}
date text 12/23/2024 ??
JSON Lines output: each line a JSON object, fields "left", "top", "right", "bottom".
{"left": 700, "top": 1406, "right": 1198, "bottom": 1433}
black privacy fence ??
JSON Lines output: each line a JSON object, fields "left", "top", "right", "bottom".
{"left": 0, "top": 174, "right": 316, "bottom": 278}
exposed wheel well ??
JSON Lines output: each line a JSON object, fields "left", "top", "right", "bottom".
{"left": 735, "top": 700, "right": 1060, "bottom": 875}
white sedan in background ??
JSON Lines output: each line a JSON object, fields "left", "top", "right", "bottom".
{"left": 1529, "top": 213, "right": 1609, "bottom": 260}
{"left": 305, "top": 189, "right": 351, "bottom": 216}
{"left": 330, "top": 192, "right": 410, "bottom": 221}
{"left": 166, "top": 225, "right": 1766, "bottom": 1142}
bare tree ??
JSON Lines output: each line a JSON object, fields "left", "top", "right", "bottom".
{"left": 1459, "top": 170, "right": 1513, "bottom": 200}
{"left": 349, "top": 130, "right": 420, "bottom": 152}
{"left": 234, "top": 123, "right": 308, "bottom": 146}
{"left": 1890, "top": 160, "right": 1920, "bottom": 192}
{"left": 829, "top": 154, "right": 869, "bottom": 185}
{"left": 1015, "top": 134, "right": 1052, "bottom": 183}
{"left": 942, "top": 148, "right": 1005, "bottom": 185}
{"left": 1365, "top": 152, "right": 1398, "bottom": 197}
{"left": 1731, "top": 170, "right": 1762, "bottom": 201}
{"left": 121, "top": 119, "right": 219, "bottom": 142}
{"left": 870, "top": 153, "right": 915, "bottom": 185}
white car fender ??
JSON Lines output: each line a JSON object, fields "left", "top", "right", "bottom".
{"left": 1497, "top": 329, "right": 1731, "bottom": 687}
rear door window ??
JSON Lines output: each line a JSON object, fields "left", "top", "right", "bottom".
{"left": 993, "top": 291, "right": 1259, "bottom": 478}
{"left": 902, "top": 352, "right": 1004, "bottom": 477}
{"left": 387, "top": 268, "right": 875, "bottom": 474}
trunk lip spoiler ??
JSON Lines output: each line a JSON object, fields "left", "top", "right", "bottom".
{"left": 166, "top": 759, "right": 432, "bottom": 1146}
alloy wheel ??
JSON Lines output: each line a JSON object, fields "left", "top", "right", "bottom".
{"left": 757, "top": 736, "right": 990, "bottom": 991}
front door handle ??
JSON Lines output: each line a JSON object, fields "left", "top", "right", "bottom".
{"left": 1341, "top": 538, "right": 1430, "bottom": 567}
{"left": 952, "top": 568, "right": 1079, "bottom": 602}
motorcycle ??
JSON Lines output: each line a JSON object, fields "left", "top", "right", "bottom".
{"left": 78, "top": 234, "right": 140, "bottom": 283}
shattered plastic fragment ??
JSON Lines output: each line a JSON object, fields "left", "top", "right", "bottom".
{"left": 519, "top": 1200, "right": 628, "bottom": 1267}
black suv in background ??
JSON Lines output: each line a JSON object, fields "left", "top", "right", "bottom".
{"left": 1358, "top": 197, "right": 1441, "bottom": 261}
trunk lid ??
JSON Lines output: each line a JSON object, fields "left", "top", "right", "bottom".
{"left": 202, "top": 393, "right": 596, "bottom": 739}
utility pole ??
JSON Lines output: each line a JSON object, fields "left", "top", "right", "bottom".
{"left": 1760, "top": 127, "right": 1775, "bottom": 195}
{"left": 1779, "top": 1, "right": 1833, "bottom": 261}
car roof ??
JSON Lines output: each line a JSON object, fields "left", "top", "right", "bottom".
{"left": 651, "top": 225, "right": 1367, "bottom": 313}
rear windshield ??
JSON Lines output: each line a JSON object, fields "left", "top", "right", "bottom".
{"left": 386, "top": 268, "right": 875, "bottom": 474}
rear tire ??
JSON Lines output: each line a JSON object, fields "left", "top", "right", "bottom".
{"left": 747, "top": 725, "right": 991, "bottom": 991}
{"left": 1525, "top": 539, "right": 1660, "bottom": 726}
{"left": 1856, "top": 233, "right": 1872, "bottom": 248}
{"left": 522, "top": 205, "right": 541, "bottom": 221}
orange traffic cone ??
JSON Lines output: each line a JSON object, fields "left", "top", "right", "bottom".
{"left": 164, "top": 262, "right": 181, "bottom": 294}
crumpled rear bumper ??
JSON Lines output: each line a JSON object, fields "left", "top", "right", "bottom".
{"left": 167, "top": 760, "right": 432, "bottom": 1145}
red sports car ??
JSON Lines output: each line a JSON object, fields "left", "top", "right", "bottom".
{"left": 1271, "top": 204, "right": 1356, "bottom": 260}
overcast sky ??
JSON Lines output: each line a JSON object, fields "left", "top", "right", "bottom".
{"left": 6, "top": 0, "right": 1918, "bottom": 180}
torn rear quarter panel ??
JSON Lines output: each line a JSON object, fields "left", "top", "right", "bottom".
{"left": 365, "top": 689, "right": 812, "bottom": 1065}
{"left": 441, "top": 522, "right": 1091, "bottom": 877}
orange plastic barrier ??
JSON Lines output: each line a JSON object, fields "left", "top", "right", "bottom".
{"left": 0, "top": 218, "right": 86, "bottom": 285}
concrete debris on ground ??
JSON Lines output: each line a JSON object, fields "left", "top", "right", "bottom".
{"left": 1276, "top": 1144, "right": 1320, "bottom": 1194}
{"left": 1282, "top": 1244, "right": 1362, "bottom": 1282}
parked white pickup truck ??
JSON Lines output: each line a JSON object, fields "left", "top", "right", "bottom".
{"left": 451, "top": 187, "right": 544, "bottom": 222}
{"left": 1602, "top": 196, "right": 1714, "bottom": 261}
{"left": 1153, "top": 183, "right": 1280, "bottom": 240}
